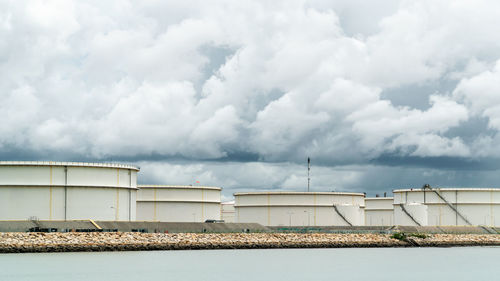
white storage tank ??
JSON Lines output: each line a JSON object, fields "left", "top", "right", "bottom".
{"left": 234, "top": 191, "right": 365, "bottom": 226}
{"left": 221, "top": 201, "right": 235, "bottom": 223}
{"left": 0, "top": 161, "right": 139, "bottom": 221}
{"left": 136, "top": 185, "right": 221, "bottom": 222}
{"left": 365, "top": 197, "right": 394, "bottom": 226}
{"left": 394, "top": 187, "right": 500, "bottom": 226}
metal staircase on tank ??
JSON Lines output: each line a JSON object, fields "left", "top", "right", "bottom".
{"left": 332, "top": 205, "right": 353, "bottom": 226}
{"left": 398, "top": 204, "right": 422, "bottom": 226}
{"left": 29, "top": 216, "right": 42, "bottom": 228}
{"left": 422, "top": 184, "right": 472, "bottom": 226}
{"left": 479, "top": 225, "right": 497, "bottom": 234}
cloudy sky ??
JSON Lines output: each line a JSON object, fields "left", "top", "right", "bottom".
{"left": 2, "top": 0, "right": 500, "bottom": 200}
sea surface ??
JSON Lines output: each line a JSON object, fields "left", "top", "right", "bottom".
{"left": 0, "top": 247, "right": 498, "bottom": 281}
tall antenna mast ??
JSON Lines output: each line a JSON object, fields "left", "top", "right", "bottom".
{"left": 307, "top": 157, "right": 311, "bottom": 192}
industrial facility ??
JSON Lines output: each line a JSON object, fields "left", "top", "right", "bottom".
{"left": 394, "top": 186, "right": 500, "bottom": 226}
{"left": 1, "top": 161, "right": 500, "bottom": 228}
{"left": 136, "top": 185, "right": 222, "bottom": 222}
{"left": 365, "top": 197, "right": 394, "bottom": 226}
{"left": 0, "top": 161, "right": 139, "bottom": 221}
{"left": 234, "top": 191, "right": 365, "bottom": 226}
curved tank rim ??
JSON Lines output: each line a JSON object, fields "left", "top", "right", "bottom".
{"left": 138, "top": 184, "right": 222, "bottom": 190}
{"left": 0, "top": 161, "right": 140, "bottom": 171}
{"left": 394, "top": 187, "right": 500, "bottom": 192}
{"left": 233, "top": 191, "right": 365, "bottom": 196}
{"left": 0, "top": 184, "right": 139, "bottom": 189}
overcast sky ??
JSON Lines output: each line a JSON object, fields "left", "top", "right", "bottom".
{"left": 2, "top": 0, "right": 500, "bottom": 200}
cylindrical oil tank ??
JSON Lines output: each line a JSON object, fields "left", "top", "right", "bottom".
{"left": 234, "top": 191, "right": 365, "bottom": 226}
{"left": 221, "top": 201, "right": 235, "bottom": 223}
{"left": 394, "top": 187, "right": 500, "bottom": 226}
{"left": 0, "top": 161, "right": 139, "bottom": 221}
{"left": 136, "top": 185, "right": 221, "bottom": 222}
{"left": 364, "top": 197, "right": 394, "bottom": 226}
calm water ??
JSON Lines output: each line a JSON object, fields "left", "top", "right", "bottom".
{"left": 0, "top": 247, "right": 498, "bottom": 281}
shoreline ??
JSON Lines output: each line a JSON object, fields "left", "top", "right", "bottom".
{"left": 1, "top": 232, "right": 500, "bottom": 253}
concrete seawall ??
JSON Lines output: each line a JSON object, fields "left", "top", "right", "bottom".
{"left": 0, "top": 221, "right": 271, "bottom": 233}
{"left": 1, "top": 232, "right": 500, "bottom": 253}
{"left": 3, "top": 221, "right": 500, "bottom": 235}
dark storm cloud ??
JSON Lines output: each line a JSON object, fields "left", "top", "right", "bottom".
{"left": 372, "top": 154, "right": 500, "bottom": 171}
{"left": 444, "top": 116, "right": 496, "bottom": 143}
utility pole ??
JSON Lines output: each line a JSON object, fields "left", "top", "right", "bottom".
{"left": 307, "top": 157, "right": 311, "bottom": 192}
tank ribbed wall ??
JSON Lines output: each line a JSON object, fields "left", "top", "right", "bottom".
{"left": 0, "top": 162, "right": 139, "bottom": 221}
{"left": 136, "top": 185, "right": 221, "bottom": 222}
{"left": 234, "top": 192, "right": 365, "bottom": 226}
{"left": 365, "top": 197, "right": 394, "bottom": 226}
{"left": 393, "top": 188, "right": 500, "bottom": 226}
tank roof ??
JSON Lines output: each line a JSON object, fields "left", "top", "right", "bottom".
{"left": 365, "top": 197, "right": 394, "bottom": 200}
{"left": 394, "top": 187, "right": 500, "bottom": 192}
{"left": 138, "top": 185, "right": 222, "bottom": 190}
{"left": 0, "top": 161, "right": 140, "bottom": 171}
{"left": 234, "top": 191, "right": 365, "bottom": 196}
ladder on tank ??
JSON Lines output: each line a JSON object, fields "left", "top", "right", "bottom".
{"left": 332, "top": 205, "right": 353, "bottom": 226}
{"left": 479, "top": 225, "right": 497, "bottom": 234}
{"left": 423, "top": 184, "right": 472, "bottom": 226}
{"left": 398, "top": 204, "right": 422, "bottom": 226}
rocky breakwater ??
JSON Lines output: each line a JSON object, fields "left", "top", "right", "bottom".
{"left": 401, "top": 234, "right": 500, "bottom": 247}
{"left": 0, "top": 232, "right": 499, "bottom": 253}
